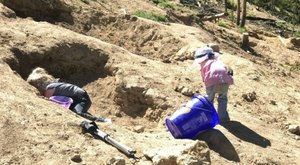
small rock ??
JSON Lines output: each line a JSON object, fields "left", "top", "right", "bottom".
{"left": 252, "top": 75, "right": 260, "bottom": 81}
{"left": 270, "top": 100, "right": 276, "bottom": 105}
{"left": 115, "top": 111, "right": 122, "bottom": 117}
{"left": 144, "top": 140, "right": 210, "bottom": 165}
{"left": 134, "top": 125, "right": 145, "bottom": 133}
{"left": 131, "top": 16, "right": 138, "bottom": 21}
{"left": 289, "top": 37, "right": 300, "bottom": 47}
{"left": 158, "top": 103, "right": 169, "bottom": 110}
{"left": 107, "top": 156, "right": 125, "bottom": 165}
{"left": 162, "top": 59, "right": 171, "bottom": 63}
{"left": 181, "top": 87, "right": 194, "bottom": 97}
{"left": 174, "top": 86, "right": 184, "bottom": 92}
{"left": 119, "top": 8, "right": 127, "bottom": 15}
{"left": 242, "top": 91, "right": 257, "bottom": 102}
{"left": 239, "top": 153, "right": 246, "bottom": 157}
{"left": 71, "top": 154, "right": 82, "bottom": 163}
{"left": 288, "top": 124, "right": 300, "bottom": 134}
{"left": 208, "top": 43, "right": 220, "bottom": 52}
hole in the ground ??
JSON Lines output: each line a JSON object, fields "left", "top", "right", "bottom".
{"left": 1, "top": 0, "right": 74, "bottom": 24}
{"left": 4, "top": 42, "right": 109, "bottom": 87}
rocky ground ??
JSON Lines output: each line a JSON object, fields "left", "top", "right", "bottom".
{"left": 0, "top": 0, "right": 299, "bottom": 165}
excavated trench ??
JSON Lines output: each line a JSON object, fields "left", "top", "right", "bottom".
{"left": 5, "top": 43, "right": 109, "bottom": 87}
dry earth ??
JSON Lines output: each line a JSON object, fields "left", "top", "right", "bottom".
{"left": 0, "top": 0, "right": 300, "bottom": 165}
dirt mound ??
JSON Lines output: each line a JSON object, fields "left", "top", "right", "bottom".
{"left": 61, "top": 11, "right": 187, "bottom": 62}
{"left": 1, "top": 0, "right": 300, "bottom": 165}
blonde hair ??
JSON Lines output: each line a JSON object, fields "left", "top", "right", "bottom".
{"left": 27, "top": 67, "right": 55, "bottom": 94}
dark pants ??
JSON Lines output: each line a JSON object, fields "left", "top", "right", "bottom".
{"left": 69, "top": 91, "right": 91, "bottom": 113}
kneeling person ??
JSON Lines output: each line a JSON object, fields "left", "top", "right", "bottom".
{"left": 27, "top": 67, "right": 108, "bottom": 122}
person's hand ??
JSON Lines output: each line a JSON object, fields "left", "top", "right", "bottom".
{"left": 45, "top": 89, "right": 55, "bottom": 98}
{"left": 104, "top": 118, "right": 112, "bottom": 123}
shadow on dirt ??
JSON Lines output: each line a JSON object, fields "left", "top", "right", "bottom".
{"left": 2, "top": 0, "right": 74, "bottom": 24}
{"left": 195, "top": 129, "right": 240, "bottom": 162}
{"left": 221, "top": 121, "right": 271, "bottom": 148}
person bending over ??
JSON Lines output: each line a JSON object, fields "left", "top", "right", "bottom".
{"left": 194, "top": 47, "right": 234, "bottom": 123}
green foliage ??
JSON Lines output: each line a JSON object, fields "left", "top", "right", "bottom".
{"left": 228, "top": 10, "right": 236, "bottom": 22}
{"left": 239, "top": 27, "right": 247, "bottom": 33}
{"left": 290, "top": 62, "right": 300, "bottom": 72}
{"left": 295, "top": 31, "right": 300, "bottom": 38}
{"left": 252, "top": 0, "right": 300, "bottom": 25}
{"left": 152, "top": 0, "right": 174, "bottom": 9}
{"left": 217, "top": 21, "right": 230, "bottom": 28}
{"left": 72, "top": 0, "right": 82, "bottom": 8}
{"left": 227, "top": 0, "right": 237, "bottom": 10}
{"left": 133, "top": 10, "right": 167, "bottom": 22}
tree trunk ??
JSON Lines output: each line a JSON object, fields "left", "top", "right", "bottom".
{"left": 236, "top": 0, "right": 241, "bottom": 25}
{"left": 224, "top": 0, "right": 228, "bottom": 14}
{"left": 240, "top": 0, "right": 247, "bottom": 27}
{"left": 242, "top": 32, "right": 249, "bottom": 49}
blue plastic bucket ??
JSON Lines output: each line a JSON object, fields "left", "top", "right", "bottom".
{"left": 49, "top": 96, "right": 73, "bottom": 109}
{"left": 166, "top": 94, "right": 219, "bottom": 139}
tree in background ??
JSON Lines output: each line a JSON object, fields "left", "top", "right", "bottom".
{"left": 224, "top": 0, "right": 228, "bottom": 14}
{"left": 240, "top": 0, "right": 247, "bottom": 27}
{"left": 287, "top": 0, "right": 300, "bottom": 25}
{"left": 252, "top": 0, "right": 300, "bottom": 25}
{"left": 236, "top": 0, "right": 240, "bottom": 25}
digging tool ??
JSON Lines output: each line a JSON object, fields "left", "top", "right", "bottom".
{"left": 80, "top": 121, "right": 136, "bottom": 157}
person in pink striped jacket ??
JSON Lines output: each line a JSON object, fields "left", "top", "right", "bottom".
{"left": 194, "top": 47, "right": 234, "bottom": 123}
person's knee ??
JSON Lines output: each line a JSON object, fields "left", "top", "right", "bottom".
{"left": 80, "top": 93, "right": 92, "bottom": 112}
{"left": 219, "top": 94, "right": 227, "bottom": 99}
{"left": 86, "top": 98, "right": 92, "bottom": 107}
{"left": 84, "top": 98, "right": 92, "bottom": 111}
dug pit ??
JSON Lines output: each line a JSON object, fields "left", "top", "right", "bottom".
{"left": 4, "top": 42, "right": 109, "bottom": 87}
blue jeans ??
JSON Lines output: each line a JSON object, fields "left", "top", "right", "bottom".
{"left": 206, "top": 83, "right": 230, "bottom": 122}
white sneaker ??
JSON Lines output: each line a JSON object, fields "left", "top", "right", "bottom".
{"left": 104, "top": 118, "right": 112, "bottom": 123}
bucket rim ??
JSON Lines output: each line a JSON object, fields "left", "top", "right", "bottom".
{"left": 49, "top": 95, "right": 73, "bottom": 103}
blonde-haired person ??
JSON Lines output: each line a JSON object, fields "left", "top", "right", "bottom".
{"left": 27, "top": 67, "right": 108, "bottom": 122}
{"left": 194, "top": 47, "right": 234, "bottom": 123}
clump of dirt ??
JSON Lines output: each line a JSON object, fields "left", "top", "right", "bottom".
{"left": 242, "top": 91, "right": 257, "bottom": 102}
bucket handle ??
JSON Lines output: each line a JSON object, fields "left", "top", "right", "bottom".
{"left": 183, "top": 106, "right": 214, "bottom": 114}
